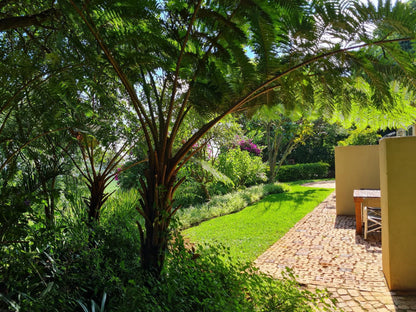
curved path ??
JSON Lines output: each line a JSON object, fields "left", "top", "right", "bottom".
{"left": 255, "top": 186, "right": 416, "bottom": 311}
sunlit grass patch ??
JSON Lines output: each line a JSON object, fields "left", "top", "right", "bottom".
{"left": 183, "top": 183, "right": 334, "bottom": 264}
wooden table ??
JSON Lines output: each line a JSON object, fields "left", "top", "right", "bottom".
{"left": 353, "top": 189, "right": 381, "bottom": 235}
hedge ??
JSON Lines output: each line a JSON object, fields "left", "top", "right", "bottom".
{"left": 276, "top": 162, "right": 330, "bottom": 182}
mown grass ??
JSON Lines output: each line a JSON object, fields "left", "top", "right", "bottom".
{"left": 176, "top": 182, "right": 289, "bottom": 229}
{"left": 183, "top": 182, "right": 334, "bottom": 264}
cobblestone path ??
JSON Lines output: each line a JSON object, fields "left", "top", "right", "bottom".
{"left": 255, "top": 192, "right": 416, "bottom": 311}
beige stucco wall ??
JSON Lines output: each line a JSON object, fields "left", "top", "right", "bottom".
{"left": 380, "top": 136, "right": 416, "bottom": 290}
{"left": 335, "top": 145, "right": 380, "bottom": 215}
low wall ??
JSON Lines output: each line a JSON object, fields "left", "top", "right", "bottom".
{"left": 335, "top": 145, "right": 380, "bottom": 215}
{"left": 380, "top": 136, "right": 416, "bottom": 290}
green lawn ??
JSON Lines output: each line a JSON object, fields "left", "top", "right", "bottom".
{"left": 183, "top": 183, "right": 334, "bottom": 264}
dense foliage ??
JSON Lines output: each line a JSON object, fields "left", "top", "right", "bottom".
{"left": 338, "top": 128, "right": 382, "bottom": 146}
{"left": 217, "top": 148, "right": 267, "bottom": 188}
{"left": 1, "top": 196, "right": 338, "bottom": 312}
{"left": 289, "top": 120, "right": 348, "bottom": 173}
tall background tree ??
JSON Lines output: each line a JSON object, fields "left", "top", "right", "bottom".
{"left": 247, "top": 105, "right": 315, "bottom": 182}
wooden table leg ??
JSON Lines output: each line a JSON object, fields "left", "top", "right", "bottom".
{"left": 354, "top": 197, "right": 363, "bottom": 235}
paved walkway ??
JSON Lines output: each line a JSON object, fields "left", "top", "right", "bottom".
{"left": 255, "top": 190, "right": 416, "bottom": 311}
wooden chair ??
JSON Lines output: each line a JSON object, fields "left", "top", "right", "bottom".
{"left": 363, "top": 206, "right": 381, "bottom": 239}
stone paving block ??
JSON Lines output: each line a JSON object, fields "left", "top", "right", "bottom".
{"left": 341, "top": 294, "right": 353, "bottom": 301}
{"left": 348, "top": 289, "right": 360, "bottom": 297}
{"left": 337, "top": 288, "right": 348, "bottom": 295}
{"left": 346, "top": 299, "right": 359, "bottom": 307}
{"left": 376, "top": 295, "right": 394, "bottom": 305}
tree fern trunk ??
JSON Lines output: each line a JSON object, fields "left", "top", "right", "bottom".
{"left": 86, "top": 178, "right": 106, "bottom": 224}
{"left": 138, "top": 149, "right": 177, "bottom": 278}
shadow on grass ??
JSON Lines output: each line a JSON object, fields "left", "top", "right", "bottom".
{"left": 258, "top": 189, "right": 325, "bottom": 206}
{"left": 253, "top": 189, "right": 332, "bottom": 217}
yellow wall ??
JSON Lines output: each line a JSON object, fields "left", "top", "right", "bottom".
{"left": 380, "top": 137, "right": 416, "bottom": 290}
{"left": 335, "top": 145, "right": 380, "bottom": 215}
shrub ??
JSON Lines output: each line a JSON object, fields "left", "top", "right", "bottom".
{"left": 276, "top": 162, "right": 330, "bottom": 182}
{"left": 289, "top": 120, "right": 348, "bottom": 172}
{"left": 0, "top": 196, "right": 142, "bottom": 312}
{"left": 237, "top": 138, "right": 261, "bottom": 156}
{"left": 173, "top": 179, "right": 208, "bottom": 208}
{"left": 217, "top": 148, "right": 267, "bottom": 188}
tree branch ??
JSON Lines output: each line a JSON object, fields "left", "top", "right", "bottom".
{"left": 68, "top": 1, "right": 156, "bottom": 151}
{"left": 0, "top": 8, "right": 58, "bottom": 31}
{"left": 169, "top": 4, "right": 241, "bottom": 156}
{"left": 172, "top": 37, "right": 412, "bottom": 169}
{"left": 1, "top": 127, "right": 69, "bottom": 171}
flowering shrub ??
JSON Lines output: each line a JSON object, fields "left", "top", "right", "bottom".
{"left": 217, "top": 148, "right": 267, "bottom": 188}
{"left": 114, "top": 167, "right": 122, "bottom": 182}
{"left": 237, "top": 138, "right": 261, "bottom": 156}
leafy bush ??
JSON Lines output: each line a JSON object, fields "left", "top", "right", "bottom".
{"left": 0, "top": 186, "right": 32, "bottom": 243}
{"left": 118, "top": 236, "right": 339, "bottom": 312}
{"left": 173, "top": 179, "right": 209, "bottom": 208}
{"left": 217, "top": 148, "right": 267, "bottom": 188}
{"left": 276, "top": 162, "right": 330, "bottom": 182}
{"left": 0, "top": 195, "right": 142, "bottom": 312}
{"left": 289, "top": 120, "right": 348, "bottom": 172}
{"left": 176, "top": 182, "right": 289, "bottom": 229}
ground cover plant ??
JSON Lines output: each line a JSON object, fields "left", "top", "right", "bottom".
{"left": 184, "top": 182, "right": 334, "bottom": 264}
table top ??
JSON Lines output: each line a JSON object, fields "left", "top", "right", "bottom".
{"left": 353, "top": 189, "right": 381, "bottom": 198}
